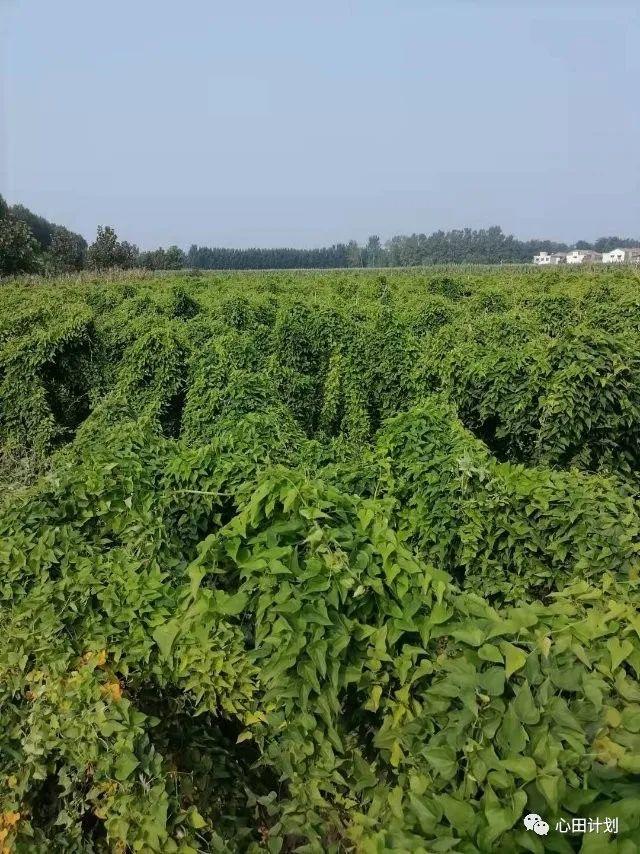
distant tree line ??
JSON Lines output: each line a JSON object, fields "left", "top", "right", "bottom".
{"left": 184, "top": 243, "right": 357, "bottom": 270}
{"left": 1, "top": 195, "right": 639, "bottom": 276}
{"left": 575, "top": 236, "right": 640, "bottom": 253}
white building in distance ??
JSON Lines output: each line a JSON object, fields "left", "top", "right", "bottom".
{"left": 603, "top": 248, "right": 626, "bottom": 263}
{"left": 534, "top": 246, "right": 640, "bottom": 265}
{"left": 603, "top": 247, "right": 640, "bottom": 264}
{"left": 566, "top": 249, "right": 601, "bottom": 265}
{"left": 533, "top": 251, "right": 566, "bottom": 265}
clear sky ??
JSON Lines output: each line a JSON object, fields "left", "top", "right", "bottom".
{"left": 1, "top": 0, "right": 638, "bottom": 249}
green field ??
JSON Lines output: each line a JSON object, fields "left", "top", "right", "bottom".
{"left": 1, "top": 266, "right": 640, "bottom": 852}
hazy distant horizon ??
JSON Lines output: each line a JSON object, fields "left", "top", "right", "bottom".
{"left": 2, "top": 0, "right": 638, "bottom": 251}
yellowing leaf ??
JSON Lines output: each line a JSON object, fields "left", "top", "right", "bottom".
{"left": 593, "top": 735, "right": 625, "bottom": 766}
{"left": 101, "top": 680, "right": 122, "bottom": 702}
{"left": 188, "top": 808, "right": 207, "bottom": 829}
{"left": 605, "top": 707, "right": 622, "bottom": 728}
{"left": 365, "top": 685, "right": 383, "bottom": 712}
{"left": 538, "top": 636, "right": 552, "bottom": 658}
{"left": 390, "top": 740, "right": 403, "bottom": 767}
{"left": 388, "top": 785, "right": 403, "bottom": 819}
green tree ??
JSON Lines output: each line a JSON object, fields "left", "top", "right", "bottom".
{"left": 119, "top": 240, "right": 140, "bottom": 269}
{"left": 137, "top": 248, "right": 164, "bottom": 270}
{"left": 87, "top": 225, "right": 120, "bottom": 269}
{"left": 593, "top": 236, "right": 639, "bottom": 253}
{"left": 10, "top": 203, "right": 58, "bottom": 249}
{"left": 164, "top": 245, "right": 186, "bottom": 269}
{"left": 346, "top": 240, "right": 363, "bottom": 268}
{"left": 87, "top": 226, "right": 138, "bottom": 269}
{"left": 365, "top": 235, "right": 385, "bottom": 267}
{"left": 137, "top": 247, "right": 179, "bottom": 270}
{"left": 0, "top": 215, "right": 40, "bottom": 276}
{"left": 47, "top": 227, "right": 87, "bottom": 273}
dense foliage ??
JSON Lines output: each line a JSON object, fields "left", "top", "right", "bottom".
{"left": 8, "top": 204, "right": 86, "bottom": 255}
{"left": 1, "top": 265, "right": 640, "bottom": 852}
{"left": 0, "top": 216, "right": 40, "bottom": 277}
{"left": 0, "top": 197, "right": 87, "bottom": 276}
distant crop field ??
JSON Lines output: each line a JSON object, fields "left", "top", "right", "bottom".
{"left": 1, "top": 266, "right": 640, "bottom": 852}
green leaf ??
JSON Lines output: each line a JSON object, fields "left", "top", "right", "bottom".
{"left": 407, "top": 792, "right": 439, "bottom": 835}
{"left": 622, "top": 704, "right": 640, "bottom": 732}
{"left": 502, "top": 756, "right": 537, "bottom": 782}
{"left": 620, "top": 754, "right": 640, "bottom": 773}
{"left": 153, "top": 620, "right": 181, "bottom": 658}
{"left": 451, "top": 625, "right": 485, "bottom": 646}
{"left": 429, "top": 602, "right": 453, "bottom": 626}
{"left": 388, "top": 785, "right": 404, "bottom": 819}
{"left": 513, "top": 682, "right": 540, "bottom": 725}
{"left": 357, "top": 506, "right": 375, "bottom": 530}
{"left": 482, "top": 789, "right": 527, "bottom": 845}
{"left": 537, "top": 774, "right": 560, "bottom": 812}
{"left": 607, "top": 637, "right": 633, "bottom": 672}
{"left": 500, "top": 642, "right": 528, "bottom": 679}
{"left": 188, "top": 808, "right": 207, "bottom": 829}
{"left": 436, "top": 794, "right": 476, "bottom": 833}
{"left": 478, "top": 643, "right": 503, "bottom": 664}
{"left": 496, "top": 704, "right": 528, "bottom": 755}
{"left": 479, "top": 666, "right": 505, "bottom": 696}
{"left": 213, "top": 590, "right": 248, "bottom": 616}
{"left": 426, "top": 745, "right": 457, "bottom": 778}
{"left": 114, "top": 751, "right": 139, "bottom": 781}
{"left": 390, "top": 740, "right": 403, "bottom": 767}
{"left": 307, "top": 640, "right": 328, "bottom": 679}
{"left": 365, "top": 684, "right": 383, "bottom": 712}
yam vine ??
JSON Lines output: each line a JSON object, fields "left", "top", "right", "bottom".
{"left": 1, "top": 265, "right": 640, "bottom": 852}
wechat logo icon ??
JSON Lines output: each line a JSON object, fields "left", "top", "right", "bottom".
{"left": 524, "top": 814, "right": 550, "bottom": 836}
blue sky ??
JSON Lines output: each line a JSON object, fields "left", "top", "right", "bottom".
{"left": 1, "top": 0, "right": 639, "bottom": 248}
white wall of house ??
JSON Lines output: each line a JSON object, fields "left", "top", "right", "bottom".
{"left": 567, "top": 250, "right": 600, "bottom": 264}
{"left": 535, "top": 247, "right": 639, "bottom": 266}
{"left": 533, "top": 252, "right": 566, "bottom": 265}
{"left": 533, "top": 252, "right": 551, "bottom": 265}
